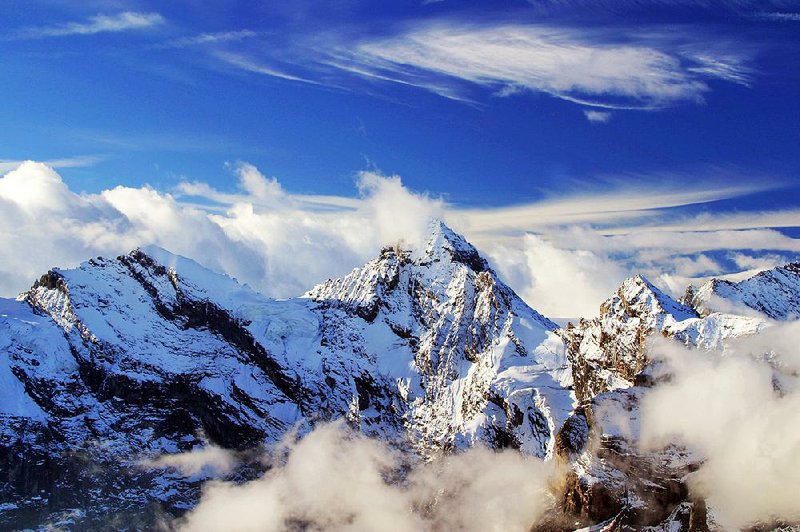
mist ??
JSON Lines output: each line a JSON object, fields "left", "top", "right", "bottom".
{"left": 173, "top": 422, "right": 557, "bottom": 532}
{"left": 640, "top": 322, "right": 800, "bottom": 528}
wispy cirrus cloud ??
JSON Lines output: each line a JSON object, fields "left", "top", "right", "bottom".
{"left": 10, "top": 12, "right": 165, "bottom": 40}
{"left": 0, "top": 155, "right": 103, "bottom": 173}
{"left": 327, "top": 23, "right": 754, "bottom": 109}
{"left": 758, "top": 11, "right": 800, "bottom": 21}
{"left": 212, "top": 51, "right": 322, "bottom": 85}
{"left": 451, "top": 178, "right": 780, "bottom": 235}
{"left": 158, "top": 30, "right": 259, "bottom": 49}
{"left": 190, "top": 21, "right": 755, "bottom": 110}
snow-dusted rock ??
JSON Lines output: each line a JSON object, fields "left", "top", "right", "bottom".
{"left": 560, "top": 275, "right": 698, "bottom": 404}
{"left": 307, "top": 221, "right": 573, "bottom": 457}
{"left": 684, "top": 262, "right": 800, "bottom": 320}
{"left": 557, "top": 272, "right": 777, "bottom": 529}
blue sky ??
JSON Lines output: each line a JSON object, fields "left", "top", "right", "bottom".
{"left": 2, "top": 1, "right": 799, "bottom": 201}
{"left": 1, "top": 0, "right": 799, "bottom": 316}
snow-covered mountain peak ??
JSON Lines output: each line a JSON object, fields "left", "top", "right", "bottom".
{"left": 562, "top": 275, "right": 701, "bottom": 405}
{"left": 307, "top": 221, "right": 555, "bottom": 329}
{"left": 685, "top": 261, "right": 800, "bottom": 320}
{"left": 608, "top": 274, "right": 697, "bottom": 324}
{"left": 306, "top": 224, "right": 569, "bottom": 455}
{"left": 421, "top": 219, "right": 489, "bottom": 273}
{"left": 21, "top": 247, "right": 272, "bottom": 351}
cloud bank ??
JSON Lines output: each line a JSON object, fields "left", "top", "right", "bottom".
{"left": 0, "top": 161, "right": 796, "bottom": 318}
{"left": 640, "top": 324, "right": 800, "bottom": 528}
{"left": 177, "top": 422, "right": 556, "bottom": 532}
{"left": 0, "top": 161, "right": 443, "bottom": 302}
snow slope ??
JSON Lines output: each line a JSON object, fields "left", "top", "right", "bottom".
{"left": 0, "top": 222, "right": 796, "bottom": 530}
{"left": 685, "top": 262, "right": 800, "bottom": 320}
{"left": 0, "top": 221, "right": 576, "bottom": 527}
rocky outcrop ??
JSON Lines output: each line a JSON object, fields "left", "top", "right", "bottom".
{"left": 555, "top": 271, "right": 779, "bottom": 531}
{"left": 560, "top": 275, "right": 697, "bottom": 404}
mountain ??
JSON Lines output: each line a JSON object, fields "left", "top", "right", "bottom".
{"left": 306, "top": 221, "right": 572, "bottom": 456}
{"left": 0, "top": 221, "right": 573, "bottom": 528}
{"left": 561, "top": 274, "right": 698, "bottom": 404}
{"left": 683, "top": 262, "right": 800, "bottom": 320}
{"left": 0, "top": 222, "right": 796, "bottom": 530}
{"left": 558, "top": 272, "right": 771, "bottom": 528}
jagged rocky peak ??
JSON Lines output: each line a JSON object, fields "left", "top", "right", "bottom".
{"left": 22, "top": 247, "right": 174, "bottom": 335}
{"left": 26, "top": 245, "right": 262, "bottom": 321}
{"left": 561, "top": 275, "right": 699, "bottom": 405}
{"left": 604, "top": 274, "right": 698, "bottom": 325}
{"left": 308, "top": 220, "right": 570, "bottom": 455}
{"left": 306, "top": 219, "right": 553, "bottom": 328}
{"left": 305, "top": 240, "right": 410, "bottom": 322}
{"left": 684, "top": 261, "right": 800, "bottom": 320}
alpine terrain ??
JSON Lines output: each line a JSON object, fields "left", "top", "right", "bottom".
{"left": 0, "top": 221, "right": 796, "bottom": 530}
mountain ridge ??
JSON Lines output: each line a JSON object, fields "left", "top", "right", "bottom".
{"left": 0, "top": 221, "right": 796, "bottom": 530}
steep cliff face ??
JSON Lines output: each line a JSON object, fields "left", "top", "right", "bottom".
{"left": 0, "top": 222, "right": 575, "bottom": 527}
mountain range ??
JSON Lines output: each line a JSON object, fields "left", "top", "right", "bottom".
{"left": 0, "top": 221, "right": 797, "bottom": 531}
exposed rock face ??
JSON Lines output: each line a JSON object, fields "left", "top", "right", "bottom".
{"left": 556, "top": 270, "right": 778, "bottom": 530}
{"left": 561, "top": 275, "right": 698, "bottom": 404}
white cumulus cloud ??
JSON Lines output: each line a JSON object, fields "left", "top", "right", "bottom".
{"left": 584, "top": 110, "right": 612, "bottom": 123}
{"left": 143, "top": 444, "right": 238, "bottom": 479}
{"left": 0, "top": 160, "right": 796, "bottom": 319}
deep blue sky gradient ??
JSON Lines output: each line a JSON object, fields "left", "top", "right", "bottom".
{"left": 1, "top": 0, "right": 799, "bottom": 210}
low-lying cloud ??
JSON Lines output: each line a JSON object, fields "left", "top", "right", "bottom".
{"left": 143, "top": 444, "right": 238, "bottom": 479}
{"left": 487, "top": 233, "right": 627, "bottom": 318}
{"left": 175, "top": 422, "right": 556, "bottom": 532}
{"left": 640, "top": 323, "right": 800, "bottom": 528}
